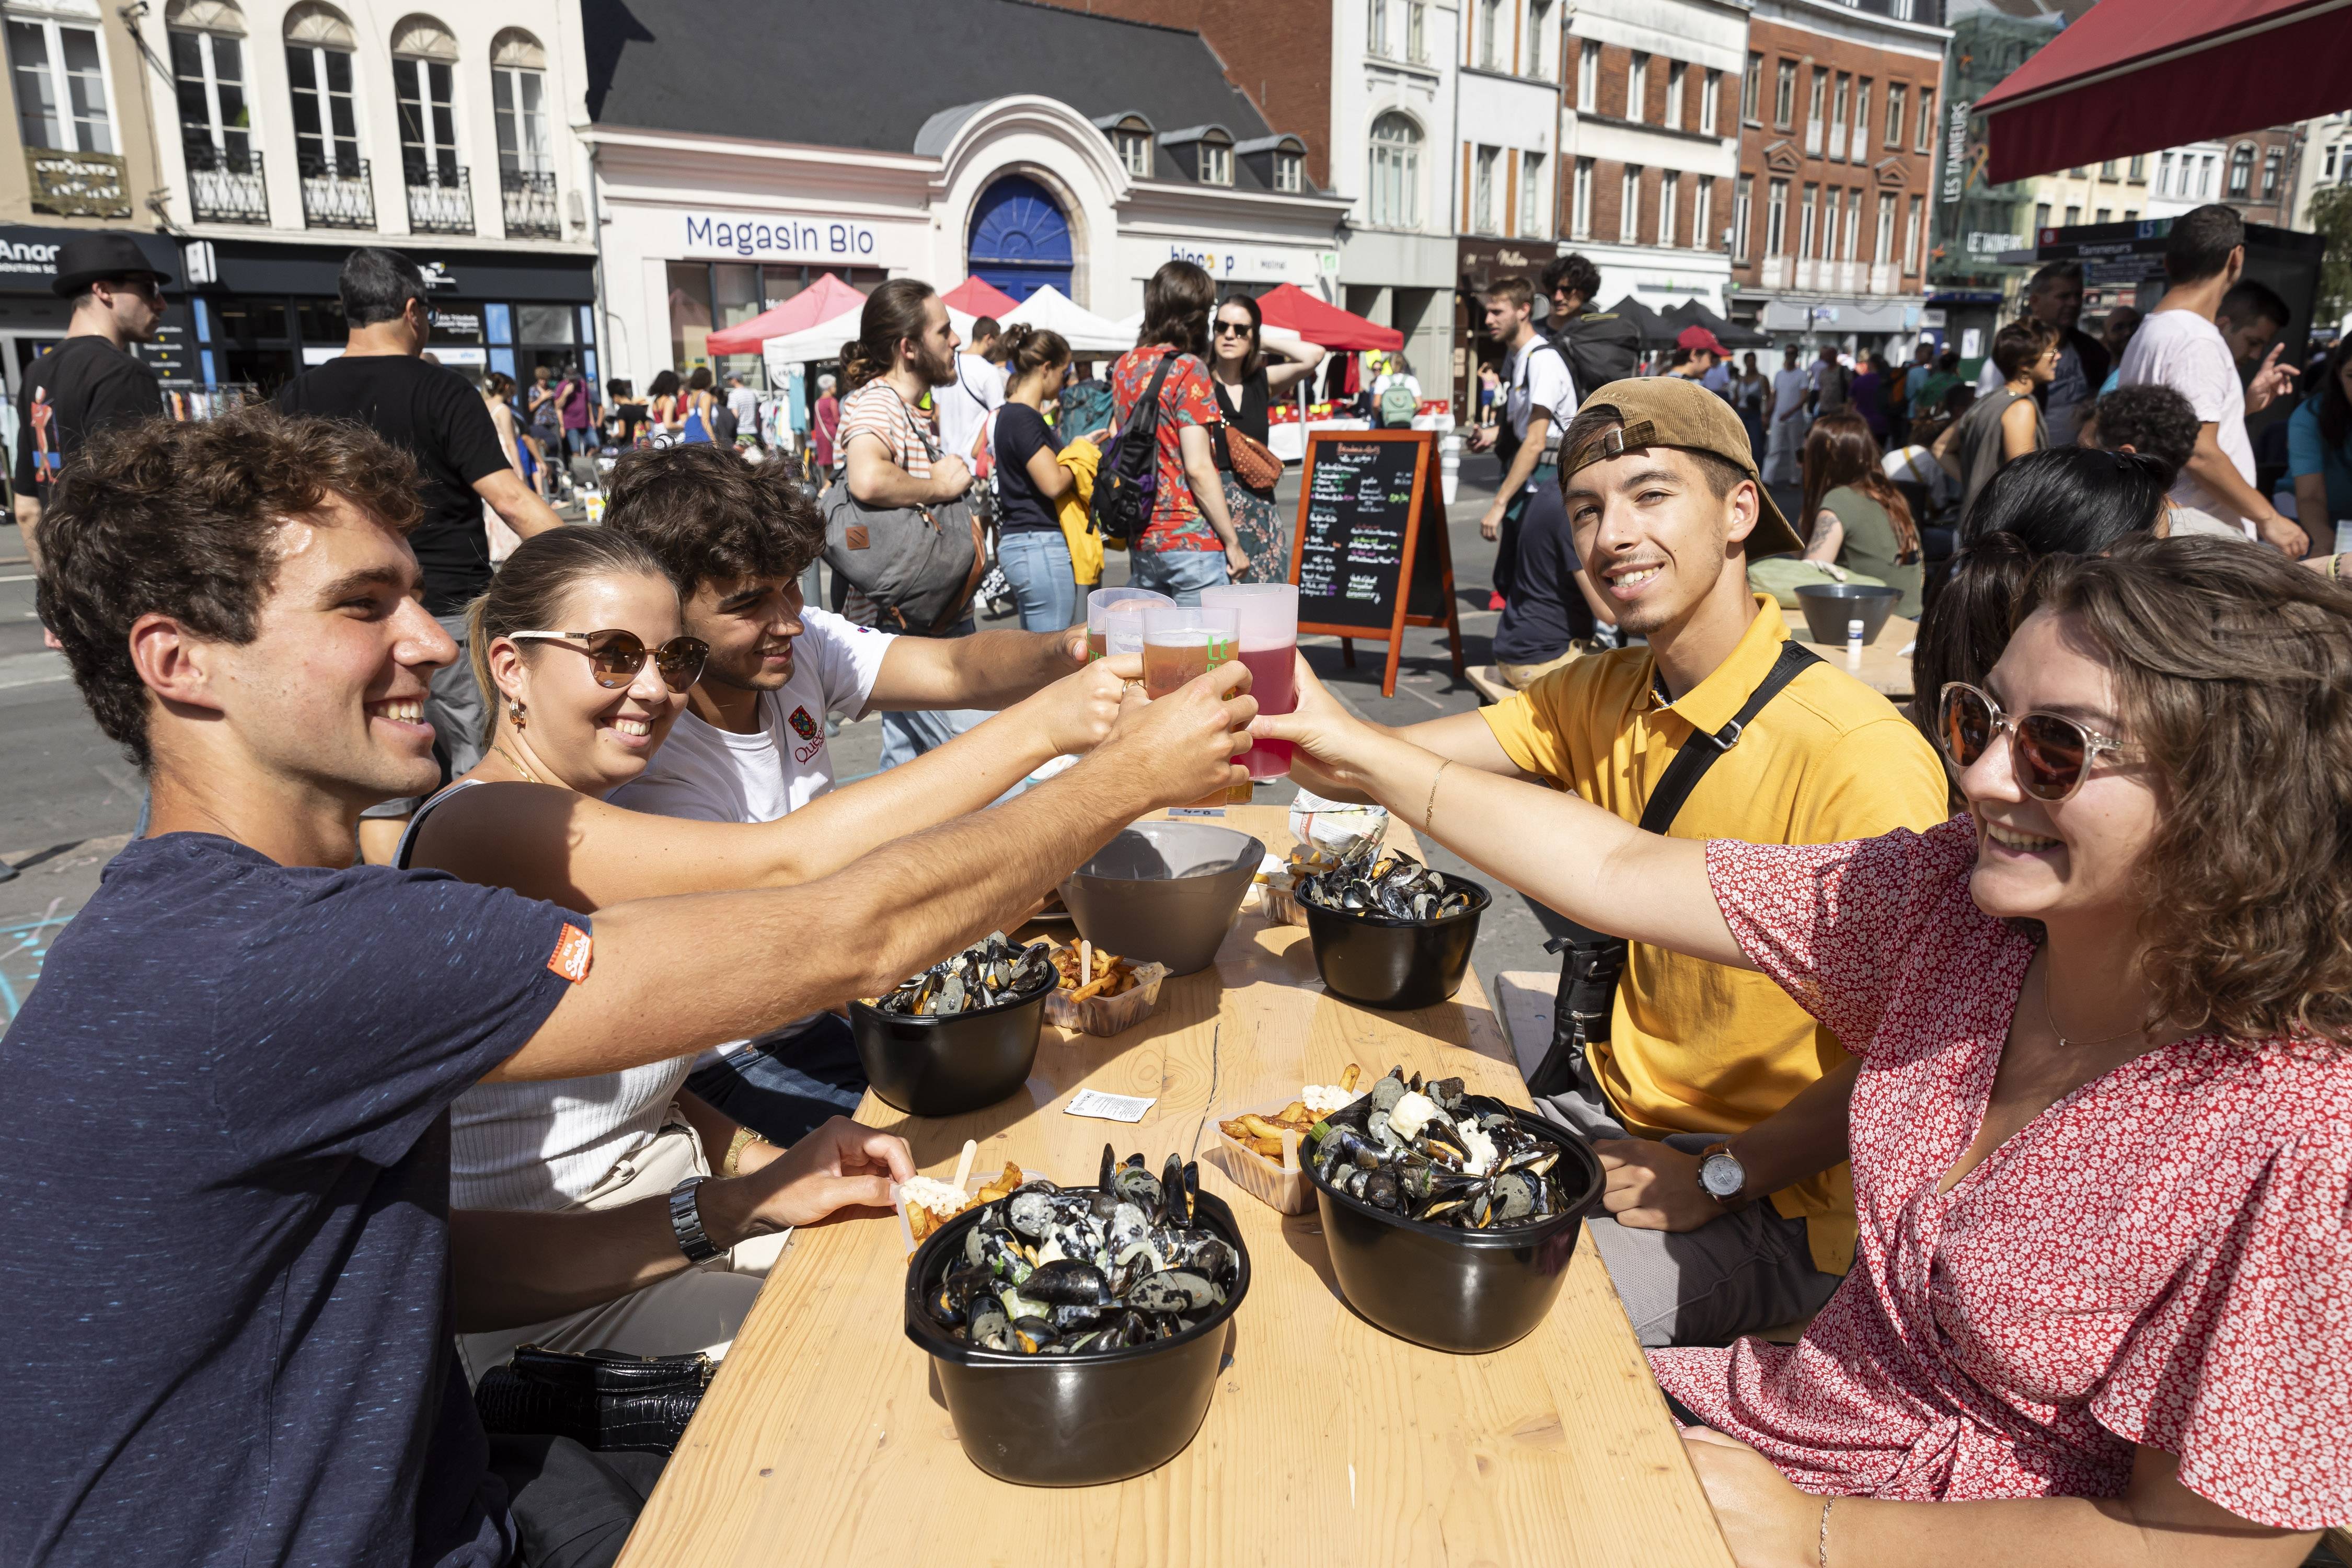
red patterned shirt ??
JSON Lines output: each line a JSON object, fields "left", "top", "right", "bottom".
{"left": 1651, "top": 816, "right": 2352, "bottom": 1530}
{"left": 1109, "top": 345, "right": 1222, "bottom": 551}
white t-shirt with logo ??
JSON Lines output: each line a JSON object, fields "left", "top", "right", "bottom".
{"left": 609, "top": 608, "right": 896, "bottom": 1057}
{"left": 2118, "top": 309, "right": 2256, "bottom": 532}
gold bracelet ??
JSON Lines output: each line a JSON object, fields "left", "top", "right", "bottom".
{"left": 722, "top": 1126, "right": 767, "bottom": 1179}
{"left": 1423, "top": 759, "right": 1451, "bottom": 833}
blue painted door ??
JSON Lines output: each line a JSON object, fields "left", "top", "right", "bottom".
{"left": 966, "top": 175, "right": 1072, "bottom": 302}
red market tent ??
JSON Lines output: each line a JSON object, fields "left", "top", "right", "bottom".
{"left": 1254, "top": 283, "right": 1404, "bottom": 352}
{"left": 704, "top": 271, "right": 869, "bottom": 356}
{"left": 1974, "top": 0, "right": 2352, "bottom": 185}
{"left": 941, "top": 276, "right": 1021, "bottom": 319}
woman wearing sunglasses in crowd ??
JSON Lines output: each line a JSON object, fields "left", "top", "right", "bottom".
{"left": 1254, "top": 534, "right": 2351, "bottom": 1565}
{"left": 396, "top": 527, "right": 1134, "bottom": 1379}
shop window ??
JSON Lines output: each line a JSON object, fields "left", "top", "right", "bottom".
{"left": 519, "top": 303, "right": 575, "bottom": 344}
{"left": 9, "top": 16, "right": 115, "bottom": 153}
{"left": 1364, "top": 111, "right": 1411, "bottom": 228}
{"left": 667, "top": 260, "right": 712, "bottom": 373}
{"left": 295, "top": 297, "right": 342, "bottom": 339}
{"left": 485, "top": 302, "right": 513, "bottom": 344}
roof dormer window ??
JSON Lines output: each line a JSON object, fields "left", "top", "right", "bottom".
{"left": 1119, "top": 129, "right": 1150, "bottom": 176}
{"left": 1274, "top": 149, "right": 1302, "bottom": 192}
{"left": 1201, "top": 131, "right": 1232, "bottom": 186}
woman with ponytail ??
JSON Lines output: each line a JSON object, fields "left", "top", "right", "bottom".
{"left": 990, "top": 324, "right": 1101, "bottom": 630}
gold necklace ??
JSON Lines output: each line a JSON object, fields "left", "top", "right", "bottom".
{"left": 2038, "top": 965, "right": 2145, "bottom": 1050}
{"left": 491, "top": 742, "right": 544, "bottom": 785}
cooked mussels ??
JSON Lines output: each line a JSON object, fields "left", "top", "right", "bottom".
{"left": 874, "top": 932, "right": 1057, "bottom": 1017}
{"left": 925, "top": 1146, "right": 1238, "bottom": 1356}
{"left": 1306, "top": 1066, "right": 1570, "bottom": 1231}
{"left": 1294, "top": 843, "right": 1476, "bottom": 922}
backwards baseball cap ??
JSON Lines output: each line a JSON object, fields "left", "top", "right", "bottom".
{"left": 1675, "top": 324, "right": 1728, "bottom": 358}
{"left": 1561, "top": 377, "right": 1805, "bottom": 558}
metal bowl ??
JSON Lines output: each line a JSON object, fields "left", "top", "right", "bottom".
{"left": 1060, "top": 822, "right": 1264, "bottom": 976}
{"left": 1794, "top": 582, "right": 1901, "bottom": 644}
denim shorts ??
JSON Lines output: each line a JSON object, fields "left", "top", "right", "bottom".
{"left": 1127, "top": 545, "right": 1229, "bottom": 606}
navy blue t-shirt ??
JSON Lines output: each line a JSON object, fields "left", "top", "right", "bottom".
{"left": 1493, "top": 480, "right": 1596, "bottom": 663}
{"left": 0, "top": 833, "right": 582, "bottom": 1566}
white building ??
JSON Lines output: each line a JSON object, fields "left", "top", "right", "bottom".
{"left": 1333, "top": 0, "right": 1462, "bottom": 390}
{"left": 128, "top": 0, "right": 598, "bottom": 391}
{"left": 584, "top": 0, "right": 1347, "bottom": 393}
{"left": 1558, "top": 0, "right": 1747, "bottom": 314}
{"left": 1449, "top": 0, "right": 1564, "bottom": 410}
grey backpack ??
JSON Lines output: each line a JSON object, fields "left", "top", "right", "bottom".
{"left": 820, "top": 389, "right": 984, "bottom": 635}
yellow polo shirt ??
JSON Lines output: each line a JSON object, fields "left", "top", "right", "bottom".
{"left": 1481, "top": 597, "right": 1949, "bottom": 1274}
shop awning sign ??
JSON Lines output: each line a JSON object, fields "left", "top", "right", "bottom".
{"left": 684, "top": 212, "right": 880, "bottom": 261}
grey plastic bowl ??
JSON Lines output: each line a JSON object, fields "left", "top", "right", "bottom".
{"left": 1795, "top": 583, "right": 1901, "bottom": 644}
{"left": 1060, "top": 823, "right": 1265, "bottom": 976}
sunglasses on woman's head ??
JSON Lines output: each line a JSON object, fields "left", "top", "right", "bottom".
{"left": 507, "top": 629, "right": 709, "bottom": 692}
{"left": 1935, "top": 682, "right": 2130, "bottom": 802}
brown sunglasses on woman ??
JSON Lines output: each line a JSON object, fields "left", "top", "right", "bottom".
{"left": 506, "top": 629, "right": 709, "bottom": 692}
{"left": 1935, "top": 682, "right": 2130, "bottom": 803}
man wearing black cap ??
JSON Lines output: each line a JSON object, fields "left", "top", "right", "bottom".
{"left": 1267, "top": 377, "right": 1950, "bottom": 1348}
{"left": 10, "top": 233, "right": 167, "bottom": 568}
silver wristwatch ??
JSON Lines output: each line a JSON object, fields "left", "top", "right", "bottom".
{"left": 1698, "top": 1142, "right": 1748, "bottom": 1205}
{"left": 668, "top": 1175, "right": 722, "bottom": 1264}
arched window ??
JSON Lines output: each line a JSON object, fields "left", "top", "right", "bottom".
{"left": 1369, "top": 111, "right": 1421, "bottom": 229}
{"left": 491, "top": 28, "right": 556, "bottom": 236}
{"left": 283, "top": 3, "right": 359, "bottom": 182}
{"left": 2227, "top": 142, "right": 2254, "bottom": 199}
{"left": 168, "top": 0, "right": 251, "bottom": 178}
{"left": 391, "top": 15, "right": 458, "bottom": 186}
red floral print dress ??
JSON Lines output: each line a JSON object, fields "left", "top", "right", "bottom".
{"left": 1650, "top": 816, "right": 2352, "bottom": 1530}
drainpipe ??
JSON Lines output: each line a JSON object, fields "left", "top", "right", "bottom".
{"left": 585, "top": 136, "right": 620, "bottom": 393}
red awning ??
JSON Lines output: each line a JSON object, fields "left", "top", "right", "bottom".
{"left": 1974, "top": 0, "right": 2352, "bottom": 186}
{"left": 704, "top": 271, "right": 868, "bottom": 356}
{"left": 1254, "top": 282, "right": 1404, "bottom": 352}
{"left": 940, "top": 276, "right": 1021, "bottom": 318}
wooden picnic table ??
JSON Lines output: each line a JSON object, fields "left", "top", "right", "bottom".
{"left": 1794, "top": 612, "right": 1917, "bottom": 700}
{"left": 617, "top": 804, "right": 1735, "bottom": 1568}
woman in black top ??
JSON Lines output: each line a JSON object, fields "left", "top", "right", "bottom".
{"left": 1209, "top": 293, "right": 1325, "bottom": 582}
{"left": 990, "top": 325, "right": 1097, "bottom": 631}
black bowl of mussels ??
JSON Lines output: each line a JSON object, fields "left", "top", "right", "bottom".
{"left": 905, "top": 1146, "right": 1252, "bottom": 1486}
{"left": 851, "top": 933, "right": 1058, "bottom": 1116}
{"left": 1295, "top": 845, "right": 1491, "bottom": 1011}
{"left": 1302, "top": 1067, "right": 1601, "bottom": 1354}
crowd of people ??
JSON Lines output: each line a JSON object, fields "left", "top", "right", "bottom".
{"left": 1, "top": 198, "right": 2347, "bottom": 1568}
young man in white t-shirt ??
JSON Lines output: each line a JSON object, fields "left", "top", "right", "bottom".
{"left": 2117, "top": 203, "right": 2305, "bottom": 555}
{"left": 605, "top": 444, "right": 1093, "bottom": 1140}
{"left": 935, "top": 315, "right": 1007, "bottom": 467}
{"left": 1468, "top": 278, "right": 1578, "bottom": 607}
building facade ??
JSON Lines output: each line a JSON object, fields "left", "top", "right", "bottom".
{"left": 2142, "top": 128, "right": 2302, "bottom": 226}
{"left": 0, "top": 0, "right": 185, "bottom": 402}
{"left": 1449, "top": 0, "right": 1561, "bottom": 411}
{"left": 1727, "top": 0, "right": 1949, "bottom": 347}
{"left": 1556, "top": 0, "right": 1746, "bottom": 318}
{"left": 585, "top": 0, "right": 1346, "bottom": 392}
{"left": 115, "top": 0, "right": 599, "bottom": 397}
{"left": 1333, "top": 0, "right": 1459, "bottom": 398}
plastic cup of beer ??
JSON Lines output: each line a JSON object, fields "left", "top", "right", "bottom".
{"left": 1202, "top": 582, "right": 1298, "bottom": 791}
{"left": 1142, "top": 605, "right": 1241, "bottom": 809}
{"left": 1086, "top": 587, "right": 1174, "bottom": 661}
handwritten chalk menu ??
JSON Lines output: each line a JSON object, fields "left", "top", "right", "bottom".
{"left": 1288, "top": 430, "right": 1465, "bottom": 697}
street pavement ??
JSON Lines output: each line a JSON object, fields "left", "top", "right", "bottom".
{"left": 0, "top": 452, "right": 1574, "bottom": 1027}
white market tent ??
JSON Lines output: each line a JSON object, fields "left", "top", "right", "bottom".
{"left": 756, "top": 304, "right": 867, "bottom": 381}
{"left": 1000, "top": 285, "right": 1133, "bottom": 355}
{"left": 1111, "top": 305, "right": 1307, "bottom": 351}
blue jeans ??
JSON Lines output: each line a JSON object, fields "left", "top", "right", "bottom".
{"left": 683, "top": 1010, "right": 869, "bottom": 1147}
{"left": 1127, "top": 545, "right": 1229, "bottom": 606}
{"left": 998, "top": 529, "right": 1077, "bottom": 632}
{"left": 877, "top": 617, "right": 989, "bottom": 770}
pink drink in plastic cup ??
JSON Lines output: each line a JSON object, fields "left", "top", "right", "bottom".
{"left": 1203, "top": 583, "right": 1299, "bottom": 779}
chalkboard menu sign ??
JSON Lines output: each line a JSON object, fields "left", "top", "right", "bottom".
{"left": 1287, "top": 430, "right": 1465, "bottom": 697}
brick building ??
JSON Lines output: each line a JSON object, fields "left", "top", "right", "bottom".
{"left": 1727, "top": 0, "right": 1950, "bottom": 347}
{"left": 1555, "top": 0, "right": 1748, "bottom": 317}
{"left": 2145, "top": 127, "right": 2303, "bottom": 228}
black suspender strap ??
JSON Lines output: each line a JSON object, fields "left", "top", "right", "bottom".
{"left": 1525, "top": 640, "right": 1823, "bottom": 1099}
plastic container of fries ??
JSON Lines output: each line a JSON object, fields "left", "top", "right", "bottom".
{"left": 1041, "top": 940, "right": 1168, "bottom": 1036}
{"left": 1209, "top": 1100, "right": 1318, "bottom": 1214}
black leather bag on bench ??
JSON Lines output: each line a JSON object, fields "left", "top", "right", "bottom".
{"left": 474, "top": 1344, "right": 713, "bottom": 1457}
{"left": 1525, "top": 641, "right": 1823, "bottom": 1100}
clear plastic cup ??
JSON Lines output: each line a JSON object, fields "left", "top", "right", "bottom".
{"left": 1086, "top": 587, "right": 1174, "bottom": 661}
{"left": 1202, "top": 583, "right": 1298, "bottom": 786}
{"left": 1142, "top": 605, "right": 1241, "bottom": 808}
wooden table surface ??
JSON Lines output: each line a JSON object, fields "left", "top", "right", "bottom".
{"left": 617, "top": 805, "right": 1734, "bottom": 1568}
{"left": 1795, "top": 612, "right": 1918, "bottom": 699}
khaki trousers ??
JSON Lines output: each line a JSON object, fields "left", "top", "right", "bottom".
{"left": 456, "top": 1114, "right": 790, "bottom": 1386}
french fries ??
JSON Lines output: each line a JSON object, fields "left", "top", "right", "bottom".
{"left": 903, "top": 1160, "right": 1024, "bottom": 1245}
{"left": 975, "top": 1161, "right": 1024, "bottom": 1205}
{"left": 1045, "top": 941, "right": 1143, "bottom": 1000}
{"left": 1218, "top": 1072, "right": 1360, "bottom": 1166}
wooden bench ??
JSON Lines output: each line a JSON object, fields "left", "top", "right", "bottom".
{"left": 1466, "top": 664, "right": 1514, "bottom": 706}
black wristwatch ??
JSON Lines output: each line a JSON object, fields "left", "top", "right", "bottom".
{"left": 668, "top": 1176, "right": 722, "bottom": 1264}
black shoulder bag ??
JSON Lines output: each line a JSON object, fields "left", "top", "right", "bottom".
{"left": 1524, "top": 640, "right": 1822, "bottom": 1100}
{"left": 1090, "top": 351, "right": 1179, "bottom": 548}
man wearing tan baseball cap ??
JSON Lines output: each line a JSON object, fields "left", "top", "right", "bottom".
{"left": 1262, "top": 375, "right": 1949, "bottom": 1346}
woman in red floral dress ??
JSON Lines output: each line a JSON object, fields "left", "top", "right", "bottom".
{"left": 1259, "top": 534, "right": 2350, "bottom": 1564}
